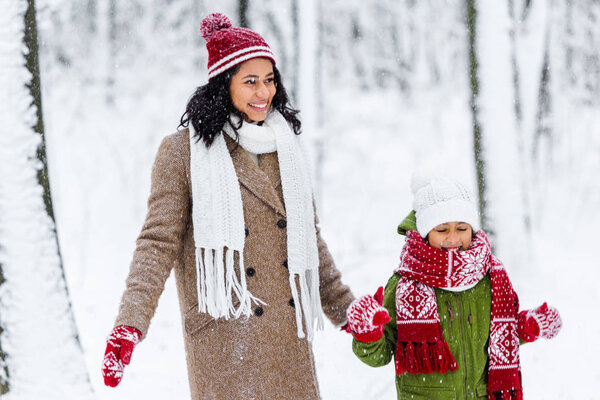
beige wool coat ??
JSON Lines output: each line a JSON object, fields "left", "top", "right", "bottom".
{"left": 114, "top": 129, "right": 355, "bottom": 400}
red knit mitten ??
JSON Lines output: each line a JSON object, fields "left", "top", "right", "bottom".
{"left": 344, "top": 287, "right": 391, "bottom": 343}
{"left": 102, "top": 325, "right": 142, "bottom": 387}
{"left": 517, "top": 302, "right": 562, "bottom": 342}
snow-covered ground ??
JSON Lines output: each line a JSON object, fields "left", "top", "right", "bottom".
{"left": 43, "top": 86, "right": 598, "bottom": 399}
{"left": 0, "top": 1, "right": 592, "bottom": 398}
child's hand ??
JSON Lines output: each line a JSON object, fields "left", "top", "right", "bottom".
{"left": 343, "top": 287, "right": 391, "bottom": 343}
{"left": 517, "top": 302, "right": 562, "bottom": 342}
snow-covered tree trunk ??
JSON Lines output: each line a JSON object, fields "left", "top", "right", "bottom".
{"left": 470, "top": 0, "right": 529, "bottom": 269}
{"left": 238, "top": 0, "right": 248, "bottom": 27}
{"left": 466, "top": 0, "right": 488, "bottom": 234}
{"left": 531, "top": 0, "right": 600, "bottom": 229}
{"left": 0, "top": 267, "right": 7, "bottom": 395}
{"left": 106, "top": 0, "right": 117, "bottom": 105}
{"left": 507, "top": 0, "right": 535, "bottom": 239}
{"left": 312, "top": 0, "right": 326, "bottom": 203}
{"left": 0, "top": 0, "right": 94, "bottom": 398}
{"left": 247, "top": 0, "right": 295, "bottom": 94}
{"left": 290, "top": 0, "right": 300, "bottom": 103}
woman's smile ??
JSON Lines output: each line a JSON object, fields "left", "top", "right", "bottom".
{"left": 249, "top": 102, "right": 268, "bottom": 111}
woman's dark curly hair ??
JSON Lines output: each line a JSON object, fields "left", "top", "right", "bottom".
{"left": 179, "top": 62, "right": 301, "bottom": 147}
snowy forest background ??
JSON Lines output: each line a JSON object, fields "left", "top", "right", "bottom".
{"left": 1, "top": 0, "right": 599, "bottom": 399}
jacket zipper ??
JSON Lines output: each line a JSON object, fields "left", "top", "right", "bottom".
{"left": 455, "top": 293, "right": 468, "bottom": 400}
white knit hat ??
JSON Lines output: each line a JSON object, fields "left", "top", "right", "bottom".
{"left": 411, "top": 171, "right": 480, "bottom": 237}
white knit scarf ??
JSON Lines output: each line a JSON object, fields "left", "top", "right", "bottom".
{"left": 188, "top": 110, "right": 323, "bottom": 340}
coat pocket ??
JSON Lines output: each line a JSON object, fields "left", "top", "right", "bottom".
{"left": 399, "top": 385, "right": 456, "bottom": 400}
{"left": 476, "top": 380, "right": 488, "bottom": 398}
{"left": 184, "top": 305, "right": 214, "bottom": 336}
{"left": 183, "top": 297, "right": 242, "bottom": 336}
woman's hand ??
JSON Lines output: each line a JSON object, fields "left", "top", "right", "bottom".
{"left": 102, "top": 325, "right": 142, "bottom": 387}
{"left": 517, "top": 302, "right": 562, "bottom": 342}
{"left": 343, "top": 287, "right": 391, "bottom": 343}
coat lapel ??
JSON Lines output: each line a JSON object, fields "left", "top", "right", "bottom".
{"left": 258, "top": 152, "right": 282, "bottom": 192}
{"left": 225, "top": 136, "right": 286, "bottom": 217}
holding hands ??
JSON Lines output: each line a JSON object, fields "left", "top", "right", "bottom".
{"left": 517, "top": 302, "right": 562, "bottom": 343}
{"left": 102, "top": 325, "right": 142, "bottom": 387}
{"left": 344, "top": 287, "right": 391, "bottom": 343}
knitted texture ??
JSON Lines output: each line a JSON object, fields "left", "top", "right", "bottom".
{"left": 200, "top": 13, "right": 231, "bottom": 40}
{"left": 411, "top": 172, "right": 480, "bottom": 237}
{"left": 200, "top": 13, "right": 276, "bottom": 80}
{"left": 345, "top": 287, "right": 390, "bottom": 342}
{"left": 102, "top": 325, "right": 141, "bottom": 387}
{"left": 190, "top": 111, "right": 323, "bottom": 340}
{"left": 530, "top": 303, "right": 562, "bottom": 338}
{"left": 394, "top": 230, "right": 523, "bottom": 399}
{"left": 517, "top": 302, "right": 562, "bottom": 342}
{"left": 190, "top": 119, "right": 254, "bottom": 320}
{"left": 225, "top": 115, "right": 276, "bottom": 153}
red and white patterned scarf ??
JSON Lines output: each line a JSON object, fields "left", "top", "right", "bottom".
{"left": 394, "top": 230, "right": 523, "bottom": 400}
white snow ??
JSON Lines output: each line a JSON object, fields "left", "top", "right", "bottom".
{"left": 0, "top": 0, "right": 94, "bottom": 398}
{"left": 2, "top": 0, "right": 598, "bottom": 399}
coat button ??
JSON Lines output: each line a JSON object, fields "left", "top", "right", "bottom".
{"left": 282, "top": 259, "right": 288, "bottom": 268}
{"left": 245, "top": 228, "right": 249, "bottom": 237}
{"left": 277, "top": 219, "right": 287, "bottom": 229}
{"left": 254, "top": 307, "right": 264, "bottom": 316}
{"left": 289, "top": 298, "right": 295, "bottom": 308}
{"left": 246, "top": 267, "right": 255, "bottom": 277}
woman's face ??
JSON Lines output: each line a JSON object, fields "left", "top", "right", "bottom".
{"left": 427, "top": 222, "right": 473, "bottom": 251}
{"left": 229, "top": 58, "right": 276, "bottom": 123}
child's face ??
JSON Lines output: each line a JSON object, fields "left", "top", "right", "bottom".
{"left": 427, "top": 222, "right": 473, "bottom": 251}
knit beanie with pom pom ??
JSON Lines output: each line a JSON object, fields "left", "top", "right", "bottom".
{"left": 200, "top": 13, "right": 276, "bottom": 80}
{"left": 411, "top": 171, "right": 480, "bottom": 237}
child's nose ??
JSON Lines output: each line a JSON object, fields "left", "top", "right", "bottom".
{"left": 447, "top": 232, "right": 460, "bottom": 243}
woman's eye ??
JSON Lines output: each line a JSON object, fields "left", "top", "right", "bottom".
{"left": 458, "top": 228, "right": 467, "bottom": 231}
{"left": 436, "top": 229, "right": 446, "bottom": 233}
{"left": 245, "top": 79, "right": 256, "bottom": 85}
{"left": 265, "top": 78, "right": 274, "bottom": 84}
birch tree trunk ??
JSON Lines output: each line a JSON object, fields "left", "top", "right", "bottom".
{"left": 0, "top": 0, "right": 94, "bottom": 397}
{"left": 470, "top": 0, "right": 529, "bottom": 268}
{"left": 0, "top": 266, "right": 7, "bottom": 394}
{"left": 466, "top": 0, "right": 489, "bottom": 234}
{"left": 239, "top": 0, "right": 248, "bottom": 28}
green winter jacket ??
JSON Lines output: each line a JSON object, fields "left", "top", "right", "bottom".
{"left": 352, "top": 211, "right": 493, "bottom": 400}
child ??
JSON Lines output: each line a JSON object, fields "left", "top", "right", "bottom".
{"left": 344, "top": 173, "right": 561, "bottom": 400}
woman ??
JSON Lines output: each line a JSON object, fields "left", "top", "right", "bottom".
{"left": 101, "top": 13, "right": 354, "bottom": 399}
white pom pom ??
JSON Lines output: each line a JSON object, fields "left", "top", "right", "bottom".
{"left": 200, "top": 13, "right": 232, "bottom": 41}
{"left": 410, "top": 169, "right": 436, "bottom": 194}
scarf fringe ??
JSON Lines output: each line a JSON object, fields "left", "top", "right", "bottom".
{"left": 289, "top": 270, "right": 324, "bottom": 341}
{"left": 196, "top": 247, "right": 264, "bottom": 319}
{"left": 395, "top": 339, "right": 458, "bottom": 375}
{"left": 290, "top": 274, "right": 305, "bottom": 338}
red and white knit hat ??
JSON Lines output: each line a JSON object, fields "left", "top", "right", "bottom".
{"left": 201, "top": 13, "right": 276, "bottom": 80}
